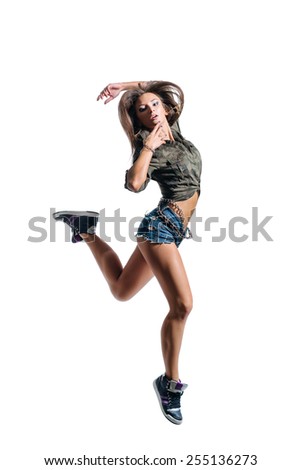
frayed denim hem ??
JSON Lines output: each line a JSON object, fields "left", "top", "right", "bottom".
{"left": 136, "top": 234, "right": 176, "bottom": 246}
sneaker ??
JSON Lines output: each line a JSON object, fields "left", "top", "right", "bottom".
{"left": 52, "top": 211, "right": 99, "bottom": 243}
{"left": 153, "top": 374, "right": 188, "bottom": 425}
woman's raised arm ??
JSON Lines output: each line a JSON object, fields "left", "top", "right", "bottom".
{"left": 97, "top": 81, "right": 147, "bottom": 104}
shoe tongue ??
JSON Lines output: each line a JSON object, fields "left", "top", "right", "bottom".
{"left": 169, "top": 380, "right": 188, "bottom": 393}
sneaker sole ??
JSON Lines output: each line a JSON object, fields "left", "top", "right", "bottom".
{"left": 53, "top": 211, "right": 99, "bottom": 220}
{"left": 153, "top": 379, "right": 182, "bottom": 425}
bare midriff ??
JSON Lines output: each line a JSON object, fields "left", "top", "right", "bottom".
{"left": 166, "top": 191, "right": 199, "bottom": 228}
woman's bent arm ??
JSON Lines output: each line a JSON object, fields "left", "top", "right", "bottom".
{"left": 126, "top": 122, "right": 167, "bottom": 191}
{"left": 126, "top": 147, "right": 154, "bottom": 191}
{"left": 97, "top": 81, "right": 148, "bottom": 104}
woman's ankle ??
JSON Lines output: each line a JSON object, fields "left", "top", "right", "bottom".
{"left": 80, "top": 233, "right": 96, "bottom": 242}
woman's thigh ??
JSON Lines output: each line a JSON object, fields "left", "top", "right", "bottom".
{"left": 137, "top": 239, "right": 192, "bottom": 312}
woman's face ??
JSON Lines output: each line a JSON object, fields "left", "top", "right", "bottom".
{"left": 135, "top": 93, "right": 168, "bottom": 130}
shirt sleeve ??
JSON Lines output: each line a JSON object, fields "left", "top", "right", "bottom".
{"left": 124, "top": 142, "right": 155, "bottom": 193}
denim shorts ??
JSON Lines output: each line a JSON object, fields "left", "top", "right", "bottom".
{"left": 136, "top": 203, "right": 192, "bottom": 248}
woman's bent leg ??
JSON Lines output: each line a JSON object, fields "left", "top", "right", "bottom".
{"left": 81, "top": 234, "right": 154, "bottom": 301}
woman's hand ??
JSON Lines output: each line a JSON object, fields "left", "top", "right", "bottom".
{"left": 144, "top": 122, "right": 168, "bottom": 151}
{"left": 97, "top": 83, "right": 124, "bottom": 104}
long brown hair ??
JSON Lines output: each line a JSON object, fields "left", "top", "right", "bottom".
{"left": 118, "top": 81, "right": 184, "bottom": 151}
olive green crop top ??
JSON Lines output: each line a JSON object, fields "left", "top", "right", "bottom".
{"left": 124, "top": 122, "right": 202, "bottom": 202}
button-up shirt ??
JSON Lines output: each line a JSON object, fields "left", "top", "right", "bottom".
{"left": 125, "top": 122, "right": 202, "bottom": 202}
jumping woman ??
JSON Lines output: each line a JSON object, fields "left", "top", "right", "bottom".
{"left": 53, "top": 81, "right": 202, "bottom": 425}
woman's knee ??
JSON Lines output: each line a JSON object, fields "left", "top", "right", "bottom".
{"left": 110, "top": 283, "right": 132, "bottom": 302}
{"left": 170, "top": 297, "right": 193, "bottom": 320}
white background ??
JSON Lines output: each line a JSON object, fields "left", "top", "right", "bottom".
{"left": 1, "top": 1, "right": 300, "bottom": 469}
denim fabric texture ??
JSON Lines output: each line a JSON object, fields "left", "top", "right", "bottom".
{"left": 136, "top": 206, "right": 191, "bottom": 248}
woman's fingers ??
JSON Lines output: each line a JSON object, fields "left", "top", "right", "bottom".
{"left": 152, "top": 122, "right": 162, "bottom": 133}
{"left": 145, "top": 124, "right": 168, "bottom": 150}
{"left": 153, "top": 123, "right": 167, "bottom": 139}
{"left": 104, "top": 96, "right": 113, "bottom": 104}
{"left": 96, "top": 91, "right": 105, "bottom": 101}
{"left": 155, "top": 124, "right": 168, "bottom": 141}
{"left": 96, "top": 87, "right": 112, "bottom": 101}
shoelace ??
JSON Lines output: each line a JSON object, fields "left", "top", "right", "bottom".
{"left": 167, "top": 390, "right": 182, "bottom": 410}
{"left": 68, "top": 217, "right": 80, "bottom": 235}
{"left": 62, "top": 216, "right": 77, "bottom": 230}
{"left": 64, "top": 216, "right": 95, "bottom": 235}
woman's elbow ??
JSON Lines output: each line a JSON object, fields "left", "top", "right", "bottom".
{"left": 127, "top": 177, "right": 144, "bottom": 192}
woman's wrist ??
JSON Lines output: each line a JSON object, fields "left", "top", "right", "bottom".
{"left": 143, "top": 143, "right": 155, "bottom": 154}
